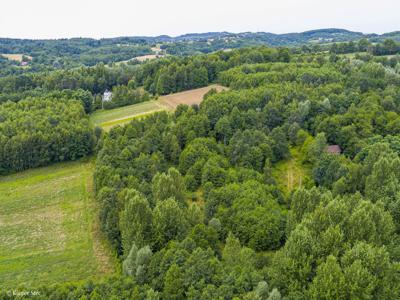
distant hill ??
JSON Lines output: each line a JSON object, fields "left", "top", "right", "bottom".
{"left": 1, "top": 28, "right": 399, "bottom": 47}
{"left": 128, "top": 28, "right": 399, "bottom": 46}
{"left": 0, "top": 28, "right": 399, "bottom": 70}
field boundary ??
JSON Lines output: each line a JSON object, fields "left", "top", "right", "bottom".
{"left": 86, "top": 162, "right": 119, "bottom": 274}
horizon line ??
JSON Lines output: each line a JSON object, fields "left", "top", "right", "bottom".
{"left": 1, "top": 27, "right": 399, "bottom": 41}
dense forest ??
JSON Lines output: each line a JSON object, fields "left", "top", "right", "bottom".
{"left": 0, "top": 98, "right": 94, "bottom": 174}
{"left": 91, "top": 49, "right": 400, "bottom": 298}
{"left": 1, "top": 35, "right": 400, "bottom": 299}
{"left": 0, "top": 37, "right": 151, "bottom": 76}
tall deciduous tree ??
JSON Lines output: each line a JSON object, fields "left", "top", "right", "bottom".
{"left": 120, "top": 189, "right": 153, "bottom": 255}
{"left": 152, "top": 168, "right": 186, "bottom": 207}
{"left": 153, "top": 198, "right": 188, "bottom": 250}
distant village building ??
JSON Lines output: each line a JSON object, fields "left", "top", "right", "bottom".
{"left": 102, "top": 90, "right": 112, "bottom": 102}
{"left": 326, "top": 145, "right": 342, "bottom": 155}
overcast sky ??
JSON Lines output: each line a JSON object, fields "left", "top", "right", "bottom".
{"left": 1, "top": 0, "right": 399, "bottom": 39}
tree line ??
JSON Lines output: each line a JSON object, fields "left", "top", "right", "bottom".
{"left": 330, "top": 38, "right": 400, "bottom": 56}
{"left": 0, "top": 98, "right": 95, "bottom": 174}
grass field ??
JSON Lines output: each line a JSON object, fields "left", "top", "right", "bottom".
{"left": 90, "top": 84, "right": 227, "bottom": 131}
{"left": 272, "top": 147, "right": 312, "bottom": 196}
{"left": 91, "top": 100, "right": 164, "bottom": 130}
{"left": 0, "top": 160, "right": 115, "bottom": 289}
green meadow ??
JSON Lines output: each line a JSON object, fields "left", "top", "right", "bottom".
{"left": 0, "top": 160, "right": 115, "bottom": 289}
{"left": 90, "top": 100, "right": 164, "bottom": 131}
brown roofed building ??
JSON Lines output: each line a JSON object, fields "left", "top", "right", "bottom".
{"left": 326, "top": 145, "right": 342, "bottom": 154}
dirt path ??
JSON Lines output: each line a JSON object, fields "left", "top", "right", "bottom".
{"left": 286, "top": 158, "right": 303, "bottom": 192}
{"left": 273, "top": 148, "right": 309, "bottom": 196}
{"left": 287, "top": 160, "right": 293, "bottom": 191}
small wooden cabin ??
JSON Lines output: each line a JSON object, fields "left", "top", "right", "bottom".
{"left": 326, "top": 145, "right": 342, "bottom": 154}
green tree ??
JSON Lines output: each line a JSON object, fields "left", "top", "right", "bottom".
{"left": 122, "top": 244, "right": 152, "bottom": 284}
{"left": 119, "top": 190, "right": 153, "bottom": 255}
{"left": 152, "top": 168, "right": 186, "bottom": 207}
{"left": 308, "top": 256, "right": 346, "bottom": 300}
{"left": 254, "top": 281, "right": 269, "bottom": 300}
{"left": 163, "top": 264, "right": 185, "bottom": 300}
{"left": 267, "top": 288, "right": 281, "bottom": 300}
{"left": 97, "top": 187, "right": 121, "bottom": 251}
{"left": 153, "top": 198, "right": 188, "bottom": 250}
{"left": 307, "top": 132, "right": 327, "bottom": 163}
{"left": 270, "top": 127, "right": 289, "bottom": 161}
{"left": 222, "top": 232, "right": 242, "bottom": 266}
{"left": 201, "top": 155, "right": 228, "bottom": 187}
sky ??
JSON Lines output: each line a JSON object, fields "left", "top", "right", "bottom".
{"left": 1, "top": 0, "right": 399, "bottom": 39}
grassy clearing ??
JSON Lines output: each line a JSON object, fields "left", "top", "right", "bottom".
{"left": 272, "top": 147, "right": 312, "bottom": 196}
{"left": 90, "top": 85, "right": 227, "bottom": 131}
{"left": 99, "top": 111, "right": 160, "bottom": 132}
{"left": 0, "top": 160, "right": 115, "bottom": 289}
{"left": 90, "top": 101, "right": 164, "bottom": 128}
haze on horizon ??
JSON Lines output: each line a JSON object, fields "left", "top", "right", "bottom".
{"left": 1, "top": 0, "right": 399, "bottom": 39}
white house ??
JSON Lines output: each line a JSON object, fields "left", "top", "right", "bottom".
{"left": 102, "top": 90, "right": 112, "bottom": 102}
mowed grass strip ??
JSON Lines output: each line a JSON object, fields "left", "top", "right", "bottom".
{"left": 100, "top": 111, "right": 162, "bottom": 132}
{"left": 90, "top": 101, "right": 163, "bottom": 128}
{"left": 0, "top": 160, "right": 114, "bottom": 289}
